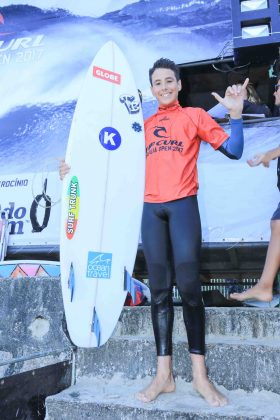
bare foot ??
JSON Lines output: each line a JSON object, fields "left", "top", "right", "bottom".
{"left": 193, "top": 377, "right": 228, "bottom": 407}
{"left": 136, "top": 375, "right": 176, "bottom": 403}
{"left": 230, "top": 285, "right": 273, "bottom": 302}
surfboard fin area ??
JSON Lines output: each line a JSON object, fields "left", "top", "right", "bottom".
{"left": 91, "top": 308, "right": 101, "bottom": 347}
{"left": 124, "top": 268, "right": 137, "bottom": 304}
{"left": 67, "top": 263, "right": 75, "bottom": 302}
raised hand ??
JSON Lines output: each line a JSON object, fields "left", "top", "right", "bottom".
{"left": 211, "top": 78, "right": 249, "bottom": 119}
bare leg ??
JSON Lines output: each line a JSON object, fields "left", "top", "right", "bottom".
{"left": 230, "top": 220, "right": 280, "bottom": 302}
{"left": 191, "top": 353, "right": 228, "bottom": 407}
{"left": 136, "top": 355, "right": 175, "bottom": 403}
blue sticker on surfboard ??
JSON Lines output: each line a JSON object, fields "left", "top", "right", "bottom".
{"left": 99, "top": 127, "right": 121, "bottom": 151}
{"left": 86, "top": 252, "right": 112, "bottom": 279}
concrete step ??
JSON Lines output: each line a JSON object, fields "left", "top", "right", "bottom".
{"left": 45, "top": 374, "right": 280, "bottom": 420}
{"left": 115, "top": 306, "right": 280, "bottom": 339}
{"left": 75, "top": 335, "right": 280, "bottom": 394}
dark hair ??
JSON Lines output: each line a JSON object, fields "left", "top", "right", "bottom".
{"left": 149, "top": 58, "right": 180, "bottom": 85}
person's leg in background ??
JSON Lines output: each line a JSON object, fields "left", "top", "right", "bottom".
{"left": 230, "top": 216, "right": 280, "bottom": 302}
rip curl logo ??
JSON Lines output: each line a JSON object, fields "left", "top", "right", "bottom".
{"left": 119, "top": 94, "right": 140, "bottom": 114}
{"left": 99, "top": 127, "right": 121, "bottom": 151}
{"left": 86, "top": 252, "right": 112, "bottom": 279}
{"left": 153, "top": 126, "right": 168, "bottom": 138}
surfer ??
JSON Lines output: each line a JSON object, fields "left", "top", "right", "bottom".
{"left": 135, "top": 58, "right": 247, "bottom": 407}
{"left": 229, "top": 80, "right": 280, "bottom": 303}
{"left": 59, "top": 57, "right": 247, "bottom": 407}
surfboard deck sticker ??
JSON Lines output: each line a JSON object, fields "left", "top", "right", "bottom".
{"left": 60, "top": 41, "right": 145, "bottom": 348}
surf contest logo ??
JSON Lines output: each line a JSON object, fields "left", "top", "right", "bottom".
{"left": 119, "top": 94, "right": 143, "bottom": 133}
{"left": 93, "top": 66, "right": 121, "bottom": 85}
{"left": 86, "top": 252, "right": 112, "bottom": 279}
{"left": 0, "top": 11, "right": 45, "bottom": 65}
{"left": 66, "top": 176, "right": 80, "bottom": 240}
{"left": 119, "top": 94, "right": 140, "bottom": 115}
{"left": 99, "top": 127, "right": 121, "bottom": 151}
{"left": 146, "top": 125, "right": 183, "bottom": 156}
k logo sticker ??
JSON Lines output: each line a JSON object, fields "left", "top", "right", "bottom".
{"left": 99, "top": 127, "right": 121, "bottom": 151}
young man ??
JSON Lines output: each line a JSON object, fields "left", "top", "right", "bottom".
{"left": 230, "top": 80, "right": 280, "bottom": 303}
{"left": 136, "top": 58, "right": 247, "bottom": 406}
{"left": 60, "top": 58, "right": 247, "bottom": 407}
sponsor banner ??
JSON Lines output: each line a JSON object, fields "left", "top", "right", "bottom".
{"left": 1, "top": 119, "right": 280, "bottom": 251}
{"left": 0, "top": 172, "right": 61, "bottom": 248}
{"left": 0, "top": 2, "right": 278, "bottom": 251}
{"left": 1, "top": 119, "right": 279, "bottom": 252}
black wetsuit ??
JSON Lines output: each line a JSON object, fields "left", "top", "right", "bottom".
{"left": 142, "top": 105, "right": 244, "bottom": 356}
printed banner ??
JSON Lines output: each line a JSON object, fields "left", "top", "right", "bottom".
{"left": 0, "top": 172, "right": 61, "bottom": 250}
{"left": 0, "top": 1, "right": 278, "bottom": 251}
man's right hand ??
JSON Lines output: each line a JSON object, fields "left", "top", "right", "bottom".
{"left": 59, "top": 160, "right": 71, "bottom": 180}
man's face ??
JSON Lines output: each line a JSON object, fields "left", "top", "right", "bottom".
{"left": 274, "top": 80, "right": 280, "bottom": 106}
{"left": 151, "top": 68, "right": 181, "bottom": 107}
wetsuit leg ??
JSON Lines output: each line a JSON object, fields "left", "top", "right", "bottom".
{"left": 141, "top": 202, "right": 174, "bottom": 356}
{"left": 167, "top": 196, "right": 205, "bottom": 355}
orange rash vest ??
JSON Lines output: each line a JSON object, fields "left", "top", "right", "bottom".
{"left": 144, "top": 101, "right": 228, "bottom": 203}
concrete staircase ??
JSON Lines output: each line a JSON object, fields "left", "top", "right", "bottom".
{"left": 0, "top": 276, "right": 72, "bottom": 419}
{"left": 45, "top": 306, "right": 280, "bottom": 419}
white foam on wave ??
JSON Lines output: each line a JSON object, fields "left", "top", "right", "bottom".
{"left": 0, "top": 0, "right": 139, "bottom": 18}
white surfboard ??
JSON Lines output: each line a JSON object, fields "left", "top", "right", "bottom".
{"left": 60, "top": 41, "right": 145, "bottom": 347}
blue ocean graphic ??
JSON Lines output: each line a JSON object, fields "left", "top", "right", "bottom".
{"left": 0, "top": 1, "right": 232, "bottom": 175}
